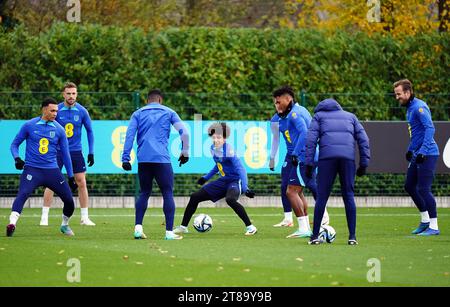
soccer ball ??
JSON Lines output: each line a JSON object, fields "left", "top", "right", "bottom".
{"left": 193, "top": 214, "right": 213, "bottom": 233}
{"left": 319, "top": 225, "right": 336, "bottom": 243}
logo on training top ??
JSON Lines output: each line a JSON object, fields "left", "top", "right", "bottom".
{"left": 74, "top": 115, "right": 80, "bottom": 122}
{"left": 26, "top": 174, "right": 32, "bottom": 181}
{"left": 50, "top": 131, "right": 56, "bottom": 138}
{"left": 292, "top": 112, "right": 297, "bottom": 118}
{"left": 419, "top": 108, "right": 424, "bottom": 113}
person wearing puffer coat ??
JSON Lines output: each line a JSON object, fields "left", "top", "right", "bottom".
{"left": 304, "top": 98, "right": 370, "bottom": 245}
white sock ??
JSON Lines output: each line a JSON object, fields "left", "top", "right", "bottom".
{"left": 9, "top": 211, "right": 20, "bottom": 225}
{"left": 135, "top": 224, "right": 143, "bottom": 233}
{"left": 42, "top": 207, "right": 50, "bottom": 218}
{"left": 298, "top": 216, "right": 308, "bottom": 232}
{"left": 80, "top": 208, "right": 88, "bottom": 220}
{"left": 180, "top": 225, "right": 188, "bottom": 230}
{"left": 166, "top": 230, "right": 174, "bottom": 237}
{"left": 322, "top": 209, "right": 329, "bottom": 224}
{"left": 61, "top": 214, "right": 70, "bottom": 226}
{"left": 420, "top": 211, "right": 430, "bottom": 223}
{"left": 429, "top": 218, "right": 438, "bottom": 230}
{"left": 284, "top": 212, "right": 293, "bottom": 221}
{"left": 305, "top": 215, "right": 311, "bottom": 231}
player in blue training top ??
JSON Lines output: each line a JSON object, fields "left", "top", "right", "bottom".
{"left": 269, "top": 86, "right": 330, "bottom": 239}
{"left": 174, "top": 122, "right": 257, "bottom": 236}
{"left": 394, "top": 79, "right": 440, "bottom": 236}
{"left": 7, "top": 98, "right": 78, "bottom": 237}
{"left": 269, "top": 86, "right": 329, "bottom": 229}
{"left": 41, "top": 82, "right": 95, "bottom": 226}
{"left": 122, "top": 89, "right": 190, "bottom": 240}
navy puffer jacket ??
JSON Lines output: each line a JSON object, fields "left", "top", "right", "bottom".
{"left": 304, "top": 99, "right": 370, "bottom": 167}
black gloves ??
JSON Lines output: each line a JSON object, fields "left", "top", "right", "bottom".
{"left": 87, "top": 154, "right": 94, "bottom": 167}
{"left": 178, "top": 154, "right": 189, "bottom": 167}
{"left": 356, "top": 166, "right": 367, "bottom": 177}
{"left": 406, "top": 151, "right": 425, "bottom": 164}
{"left": 305, "top": 165, "right": 314, "bottom": 179}
{"left": 68, "top": 177, "right": 78, "bottom": 193}
{"left": 15, "top": 157, "right": 25, "bottom": 170}
{"left": 197, "top": 177, "right": 206, "bottom": 185}
{"left": 291, "top": 156, "right": 299, "bottom": 167}
{"left": 122, "top": 162, "right": 132, "bottom": 171}
{"left": 415, "top": 154, "right": 425, "bottom": 164}
{"left": 405, "top": 151, "right": 413, "bottom": 162}
{"left": 245, "top": 189, "right": 255, "bottom": 198}
{"left": 269, "top": 158, "right": 275, "bottom": 171}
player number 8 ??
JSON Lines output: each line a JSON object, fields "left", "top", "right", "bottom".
{"left": 39, "top": 138, "right": 49, "bottom": 154}
{"left": 65, "top": 123, "right": 74, "bottom": 138}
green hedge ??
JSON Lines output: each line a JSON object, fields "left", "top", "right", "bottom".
{"left": 1, "top": 23, "right": 449, "bottom": 120}
{"left": 1, "top": 24, "right": 448, "bottom": 198}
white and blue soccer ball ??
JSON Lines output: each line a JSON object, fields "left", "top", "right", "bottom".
{"left": 319, "top": 225, "right": 336, "bottom": 243}
{"left": 193, "top": 214, "right": 213, "bottom": 233}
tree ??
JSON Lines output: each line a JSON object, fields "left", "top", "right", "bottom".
{"left": 278, "top": 0, "right": 446, "bottom": 36}
{"left": 438, "top": 0, "right": 449, "bottom": 32}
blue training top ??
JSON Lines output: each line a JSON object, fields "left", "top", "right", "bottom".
{"left": 56, "top": 102, "right": 94, "bottom": 154}
{"left": 122, "top": 102, "right": 189, "bottom": 164}
{"left": 406, "top": 97, "right": 439, "bottom": 156}
{"left": 10, "top": 117, "right": 74, "bottom": 177}
{"left": 203, "top": 143, "right": 248, "bottom": 193}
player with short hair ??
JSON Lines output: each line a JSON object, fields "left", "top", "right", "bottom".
{"left": 270, "top": 86, "right": 330, "bottom": 229}
{"left": 41, "top": 82, "right": 95, "bottom": 226}
{"left": 174, "top": 122, "right": 257, "bottom": 236}
{"left": 271, "top": 86, "right": 329, "bottom": 238}
{"left": 394, "top": 79, "right": 440, "bottom": 236}
{"left": 122, "top": 88, "right": 189, "bottom": 240}
{"left": 7, "top": 97, "right": 78, "bottom": 237}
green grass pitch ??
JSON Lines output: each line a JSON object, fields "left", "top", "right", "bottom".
{"left": 0, "top": 207, "right": 449, "bottom": 286}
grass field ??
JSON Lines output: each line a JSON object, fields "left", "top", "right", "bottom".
{"left": 0, "top": 207, "right": 449, "bottom": 287}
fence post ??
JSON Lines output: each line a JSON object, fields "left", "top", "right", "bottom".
{"left": 132, "top": 91, "right": 140, "bottom": 203}
{"left": 300, "top": 89, "right": 307, "bottom": 107}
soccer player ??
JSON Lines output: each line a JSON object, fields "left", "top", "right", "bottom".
{"left": 7, "top": 98, "right": 78, "bottom": 237}
{"left": 41, "top": 82, "right": 95, "bottom": 226}
{"left": 270, "top": 86, "right": 330, "bottom": 238}
{"left": 394, "top": 79, "right": 440, "bottom": 236}
{"left": 269, "top": 86, "right": 330, "bottom": 228}
{"left": 122, "top": 89, "right": 189, "bottom": 240}
{"left": 305, "top": 98, "right": 370, "bottom": 245}
{"left": 173, "top": 122, "right": 257, "bottom": 236}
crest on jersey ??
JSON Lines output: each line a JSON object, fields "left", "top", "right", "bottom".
{"left": 26, "top": 174, "right": 32, "bottom": 181}
{"left": 74, "top": 115, "right": 80, "bottom": 122}
{"left": 292, "top": 112, "right": 297, "bottom": 118}
{"left": 49, "top": 131, "right": 55, "bottom": 138}
{"left": 418, "top": 108, "right": 424, "bottom": 113}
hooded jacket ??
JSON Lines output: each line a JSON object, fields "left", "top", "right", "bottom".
{"left": 304, "top": 98, "right": 370, "bottom": 167}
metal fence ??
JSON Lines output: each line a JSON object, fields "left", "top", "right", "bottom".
{"left": 1, "top": 91, "right": 449, "bottom": 121}
{"left": 1, "top": 91, "right": 449, "bottom": 199}
{"left": 0, "top": 173, "right": 449, "bottom": 198}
